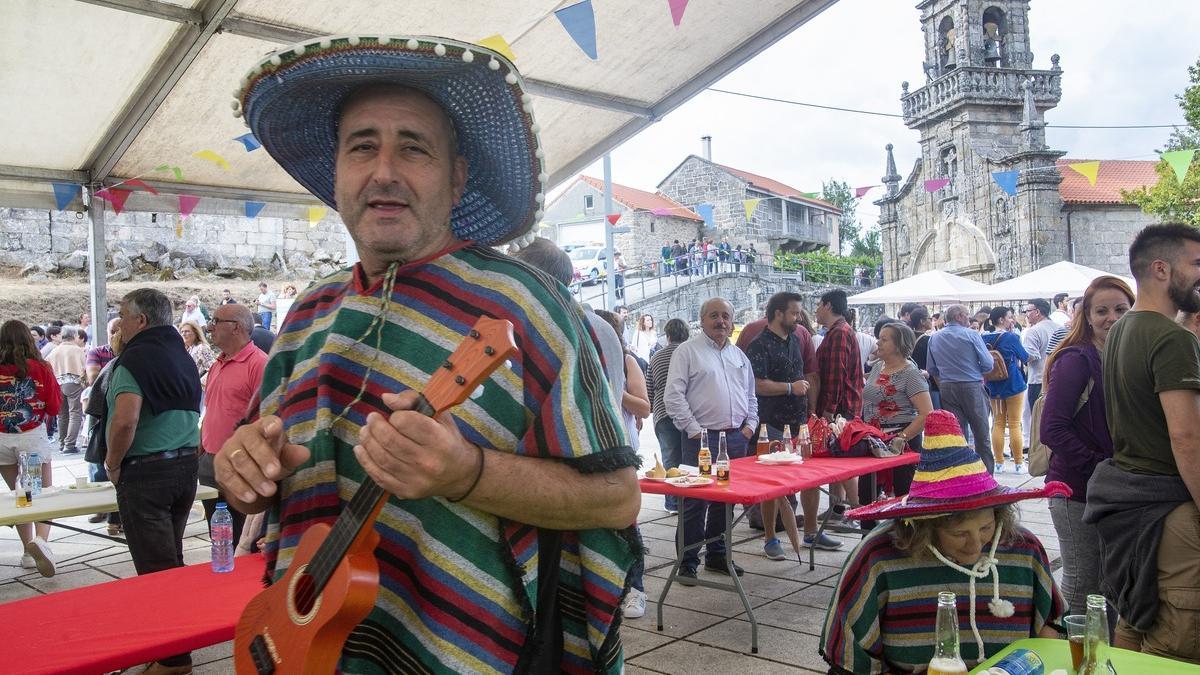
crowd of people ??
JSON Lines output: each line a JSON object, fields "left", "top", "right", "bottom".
{"left": 1, "top": 29, "right": 1197, "bottom": 675}
{"left": 658, "top": 237, "right": 759, "bottom": 276}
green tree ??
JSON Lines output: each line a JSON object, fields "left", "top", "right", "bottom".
{"left": 851, "top": 227, "right": 882, "bottom": 258}
{"left": 821, "top": 179, "right": 860, "bottom": 254}
{"left": 1123, "top": 56, "right": 1200, "bottom": 225}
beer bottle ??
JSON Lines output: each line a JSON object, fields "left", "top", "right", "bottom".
{"left": 1078, "top": 594, "right": 1112, "bottom": 675}
{"left": 715, "top": 431, "right": 730, "bottom": 483}
{"left": 781, "top": 424, "right": 792, "bottom": 454}
{"left": 756, "top": 423, "right": 770, "bottom": 456}
{"left": 796, "top": 423, "right": 812, "bottom": 461}
{"left": 927, "top": 591, "right": 968, "bottom": 675}
{"left": 698, "top": 430, "right": 712, "bottom": 476}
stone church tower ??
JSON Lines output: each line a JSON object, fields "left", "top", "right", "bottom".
{"left": 876, "top": 0, "right": 1067, "bottom": 282}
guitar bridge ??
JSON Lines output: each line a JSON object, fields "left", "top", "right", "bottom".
{"left": 249, "top": 634, "right": 277, "bottom": 674}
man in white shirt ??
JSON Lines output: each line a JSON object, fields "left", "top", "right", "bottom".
{"left": 1049, "top": 292, "right": 1072, "bottom": 326}
{"left": 1020, "top": 297, "right": 1060, "bottom": 432}
{"left": 665, "top": 297, "right": 758, "bottom": 583}
{"left": 255, "top": 282, "right": 277, "bottom": 330}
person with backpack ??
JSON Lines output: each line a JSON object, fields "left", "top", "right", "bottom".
{"left": 983, "top": 306, "right": 1030, "bottom": 473}
{"left": 1039, "top": 276, "right": 1133, "bottom": 620}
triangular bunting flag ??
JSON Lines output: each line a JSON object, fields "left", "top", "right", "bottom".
{"left": 1161, "top": 149, "right": 1196, "bottom": 183}
{"left": 924, "top": 178, "right": 950, "bottom": 193}
{"left": 742, "top": 198, "right": 761, "bottom": 221}
{"left": 667, "top": 0, "right": 689, "bottom": 26}
{"left": 52, "top": 183, "right": 79, "bottom": 211}
{"left": 1068, "top": 161, "right": 1101, "bottom": 186}
{"left": 193, "top": 150, "right": 231, "bottom": 170}
{"left": 179, "top": 195, "right": 201, "bottom": 218}
{"left": 95, "top": 188, "right": 132, "bottom": 215}
{"left": 696, "top": 203, "right": 714, "bottom": 226}
{"left": 854, "top": 185, "right": 877, "bottom": 199}
{"left": 308, "top": 206, "right": 327, "bottom": 228}
{"left": 555, "top": 0, "right": 598, "bottom": 60}
{"left": 155, "top": 164, "right": 184, "bottom": 180}
{"left": 477, "top": 34, "right": 517, "bottom": 62}
{"left": 651, "top": 208, "right": 672, "bottom": 216}
{"left": 801, "top": 192, "right": 821, "bottom": 199}
{"left": 991, "top": 170, "right": 1020, "bottom": 196}
{"left": 245, "top": 201, "right": 266, "bottom": 219}
{"left": 606, "top": 213, "right": 621, "bottom": 226}
{"left": 122, "top": 179, "right": 159, "bottom": 195}
{"left": 233, "top": 133, "right": 261, "bottom": 152}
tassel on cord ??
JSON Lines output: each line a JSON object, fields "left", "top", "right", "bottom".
{"left": 927, "top": 523, "right": 1013, "bottom": 663}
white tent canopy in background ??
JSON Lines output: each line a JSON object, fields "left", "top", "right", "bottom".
{"left": 847, "top": 270, "right": 991, "bottom": 305}
{"left": 959, "top": 261, "right": 1136, "bottom": 303}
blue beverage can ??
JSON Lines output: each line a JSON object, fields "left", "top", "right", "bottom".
{"left": 985, "top": 648, "right": 1044, "bottom": 675}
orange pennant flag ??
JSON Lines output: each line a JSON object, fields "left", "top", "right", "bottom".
{"left": 1068, "top": 161, "right": 1101, "bottom": 186}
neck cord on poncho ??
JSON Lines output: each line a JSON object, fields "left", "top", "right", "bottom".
{"left": 925, "top": 522, "right": 1014, "bottom": 662}
{"left": 332, "top": 261, "right": 400, "bottom": 427}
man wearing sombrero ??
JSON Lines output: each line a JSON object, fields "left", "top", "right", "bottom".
{"left": 213, "top": 36, "right": 640, "bottom": 674}
{"left": 820, "top": 410, "right": 1067, "bottom": 673}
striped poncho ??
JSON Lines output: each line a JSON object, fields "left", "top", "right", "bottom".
{"left": 258, "top": 243, "right": 638, "bottom": 674}
{"left": 820, "top": 522, "right": 1062, "bottom": 673}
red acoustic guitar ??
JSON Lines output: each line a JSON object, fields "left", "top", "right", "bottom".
{"left": 234, "top": 317, "right": 518, "bottom": 675}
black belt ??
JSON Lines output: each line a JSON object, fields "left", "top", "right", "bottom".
{"left": 708, "top": 427, "right": 741, "bottom": 434}
{"left": 123, "top": 447, "right": 197, "bottom": 467}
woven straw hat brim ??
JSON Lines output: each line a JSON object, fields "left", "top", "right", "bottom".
{"left": 240, "top": 37, "right": 543, "bottom": 246}
{"left": 846, "top": 480, "right": 1072, "bottom": 521}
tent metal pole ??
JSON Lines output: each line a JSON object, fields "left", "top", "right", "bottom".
{"left": 84, "top": 187, "right": 109, "bottom": 347}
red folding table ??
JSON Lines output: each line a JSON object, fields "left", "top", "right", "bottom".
{"left": 639, "top": 452, "right": 920, "bottom": 653}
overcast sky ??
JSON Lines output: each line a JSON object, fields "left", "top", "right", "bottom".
{"left": 570, "top": 0, "right": 1200, "bottom": 231}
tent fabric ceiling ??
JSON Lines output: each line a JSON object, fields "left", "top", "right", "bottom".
{"left": 1, "top": 0, "right": 836, "bottom": 211}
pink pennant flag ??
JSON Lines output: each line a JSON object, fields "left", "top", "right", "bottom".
{"left": 95, "top": 188, "right": 132, "bottom": 215}
{"left": 651, "top": 208, "right": 672, "bottom": 216}
{"left": 667, "top": 0, "right": 689, "bottom": 26}
{"left": 123, "top": 179, "right": 159, "bottom": 195}
{"left": 178, "top": 195, "right": 201, "bottom": 218}
{"left": 606, "top": 213, "right": 621, "bottom": 226}
{"left": 924, "top": 178, "right": 950, "bottom": 193}
{"left": 854, "top": 185, "right": 877, "bottom": 199}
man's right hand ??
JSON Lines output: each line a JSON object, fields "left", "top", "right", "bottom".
{"left": 214, "top": 415, "right": 310, "bottom": 514}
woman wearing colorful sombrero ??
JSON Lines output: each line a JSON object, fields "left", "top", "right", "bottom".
{"left": 819, "top": 410, "right": 1069, "bottom": 673}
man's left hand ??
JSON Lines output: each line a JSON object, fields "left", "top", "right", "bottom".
{"left": 741, "top": 426, "right": 753, "bottom": 439}
{"left": 354, "top": 391, "right": 479, "bottom": 500}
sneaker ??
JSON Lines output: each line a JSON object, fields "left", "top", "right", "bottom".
{"left": 763, "top": 538, "right": 786, "bottom": 561}
{"left": 704, "top": 558, "right": 745, "bottom": 576}
{"left": 62, "top": 447, "right": 80, "bottom": 455}
{"left": 994, "top": 462, "right": 1006, "bottom": 474}
{"left": 1015, "top": 462, "right": 1026, "bottom": 474}
{"left": 20, "top": 554, "right": 35, "bottom": 569}
{"left": 677, "top": 567, "right": 699, "bottom": 586}
{"left": 665, "top": 508, "right": 678, "bottom": 516}
{"left": 25, "top": 537, "right": 55, "bottom": 577}
{"left": 803, "top": 532, "right": 844, "bottom": 551}
{"left": 87, "top": 513, "right": 106, "bottom": 523}
{"left": 622, "top": 588, "right": 646, "bottom": 619}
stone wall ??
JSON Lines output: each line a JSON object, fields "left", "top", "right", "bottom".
{"left": 0, "top": 205, "right": 349, "bottom": 277}
{"left": 1063, "top": 205, "right": 1160, "bottom": 275}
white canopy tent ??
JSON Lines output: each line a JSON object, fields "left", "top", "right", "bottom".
{"left": 959, "top": 261, "right": 1136, "bottom": 303}
{"left": 847, "top": 270, "right": 992, "bottom": 306}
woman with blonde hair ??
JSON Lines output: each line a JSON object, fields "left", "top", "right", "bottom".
{"left": 1040, "top": 275, "right": 1133, "bottom": 619}
{"left": 178, "top": 320, "right": 216, "bottom": 381}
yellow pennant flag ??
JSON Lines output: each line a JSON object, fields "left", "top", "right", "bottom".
{"left": 1069, "top": 161, "right": 1101, "bottom": 187}
{"left": 743, "top": 198, "right": 761, "bottom": 221}
{"left": 192, "top": 150, "right": 230, "bottom": 171}
{"left": 308, "top": 206, "right": 327, "bottom": 228}
{"left": 477, "top": 34, "right": 517, "bottom": 62}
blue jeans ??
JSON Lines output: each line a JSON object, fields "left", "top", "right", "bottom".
{"left": 679, "top": 429, "right": 749, "bottom": 569}
{"left": 629, "top": 525, "right": 646, "bottom": 592}
{"left": 655, "top": 418, "right": 683, "bottom": 511}
{"left": 115, "top": 452, "right": 199, "bottom": 667}
{"left": 258, "top": 311, "right": 273, "bottom": 329}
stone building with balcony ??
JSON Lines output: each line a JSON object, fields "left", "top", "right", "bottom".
{"left": 657, "top": 152, "right": 841, "bottom": 254}
{"left": 876, "top": 0, "right": 1160, "bottom": 283}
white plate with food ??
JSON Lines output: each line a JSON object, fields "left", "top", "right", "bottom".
{"left": 66, "top": 482, "right": 112, "bottom": 493}
{"left": 665, "top": 476, "right": 715, "bottom": 488}
{"left": 757, "top": 453, "right": 804, "bottom": 465}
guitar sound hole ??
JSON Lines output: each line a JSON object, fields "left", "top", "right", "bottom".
{"left": 293, "top": 572, "right": 318, "bottom": 616}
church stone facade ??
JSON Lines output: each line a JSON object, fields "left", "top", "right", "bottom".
{"left": 877, "top": 0, "right": 1159, "bottom": 283}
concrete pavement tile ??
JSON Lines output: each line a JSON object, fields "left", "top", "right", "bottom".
{"left": 735, "top": 598, "right": 830, "bottom": 637}
{"left": 642, "top": 573, "right": 773, "bottom": 616}
{"left": 638, "top": 522, "right": 678, "bottom": 541}
{"left": 643, "top": 604, "right": 729, "bottom": 638}
{"left": 778, "top": 583, "right": 838, "bottom": 610}
{"left": 619, "top": 624, "right": 677, "bottom": 658}
{"left": 24, "top": 566, "right": 115, "bottom": 593}
{"left": 96, "top": 559, "right": 139, "bottom": 579}
{"left": 0, "top": 580, "right": 41, "bottom": 602}
{"left": 686, "top": 617, "right": 828, "bottom": 669}
{"left": 625, "top": 665, "right": 669, "bottom": 675}
{"left": 192, "top": 640, "right": 234, "bottom": 666}
{"left": 629, "top": 638, "right": 810, "bottom": 674}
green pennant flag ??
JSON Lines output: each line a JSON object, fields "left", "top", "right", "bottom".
{"left": 801, "top": 192, "right": 820, "bottom": 199}
{"left": 1162, "top": 149, "right": 1197, "bottom": 183}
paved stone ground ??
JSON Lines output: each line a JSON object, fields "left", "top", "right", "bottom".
{"left": 0, "top": 428, "right": 1058, "bottom": 674}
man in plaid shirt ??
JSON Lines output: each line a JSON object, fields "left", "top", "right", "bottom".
{"left": 814, "top": 289, "right": 863, "bottom": 518}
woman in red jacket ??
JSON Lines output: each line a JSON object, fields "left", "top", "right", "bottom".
{"left": 0, "top": 319, "right": 61, "bottom": 576}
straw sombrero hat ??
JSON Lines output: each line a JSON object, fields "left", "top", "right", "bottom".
{"left": 234, "top": 35, "right": 545, "bottom": 247}
{"left": 847, "top": 410, "right": 1070, "bottom": 521}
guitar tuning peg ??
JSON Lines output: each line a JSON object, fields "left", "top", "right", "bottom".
{"left": 470, "top": 384, "right": 485, "bottom": 400}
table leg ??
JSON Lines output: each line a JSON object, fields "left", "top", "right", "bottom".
{"left": 40, "top": 519, "right": 126, "bottom": 544}
{"left": 723, "top": 503, "right": 758, "bottom": 654}
{"left": 657, "top": 496, "right": 687, "bottom": 632}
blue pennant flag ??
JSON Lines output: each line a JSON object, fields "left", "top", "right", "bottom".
{"left": 52, "top": 183, "right": 80, "bottom": 211}
{"left": 991, "top": 170, "right": 1019, "bottom": 196}
{"left": 234, "top": 133, "right": 262, "bottom": 152}
{"left": 244, "top": 201, "right": 266, "bottom": 218}
{"left": 696, "top": 203, "right": 714, "bottom": 227}
{"left": 555, "top": 0, "right": 598, "bottom": 60}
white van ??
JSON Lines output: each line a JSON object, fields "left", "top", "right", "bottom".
{"left": 569, "top": 246, "right": 608, "bottom": 285}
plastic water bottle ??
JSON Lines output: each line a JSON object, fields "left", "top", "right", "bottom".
{"left": 26, "top": 451, "right": 41, "bottom": 495}
{"left": 211, "top": 502, "right": 235, "bottom": 573}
